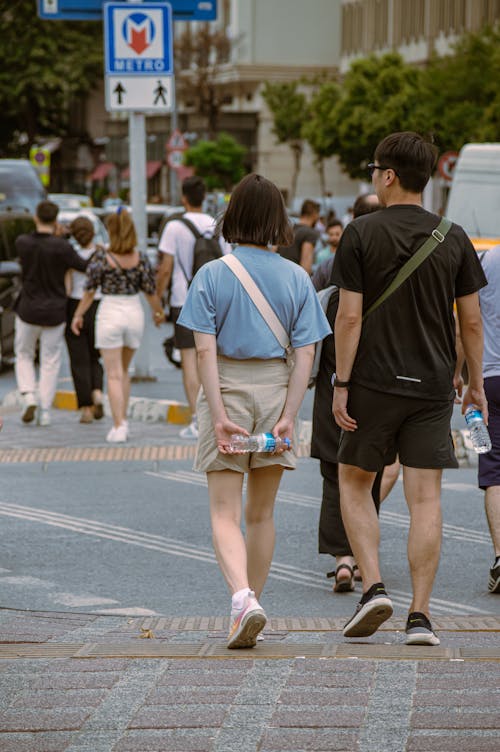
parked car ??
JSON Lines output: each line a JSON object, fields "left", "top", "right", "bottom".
{"left": 48, "top": 193, "right": 93, "bottom": 210}
{"left": 0, "top": 159, "right": 46, "bottom": 214}
{"left": 0, "top": 210, "right": 34, "bottom": 369}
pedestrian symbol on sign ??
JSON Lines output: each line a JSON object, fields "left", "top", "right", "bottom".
{"left": 154, "top": 80, "right": 167, "bottom": 105}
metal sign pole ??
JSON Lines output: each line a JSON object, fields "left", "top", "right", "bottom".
{"left": 169, "top": 74, "right": 178, "bottom": 204}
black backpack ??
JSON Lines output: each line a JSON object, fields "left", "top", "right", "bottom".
{"left": 160, "top": 213, "right": 222, "bottom": 283}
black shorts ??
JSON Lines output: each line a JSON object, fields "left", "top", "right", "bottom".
{"left": 479, "top": 376, "right": 500, "bottom": 490}
{"left": 170, "top": 306, "right": 195, "bottom": 350}
{"left": 337, "top": 384, "right": 458, "bottom": 472}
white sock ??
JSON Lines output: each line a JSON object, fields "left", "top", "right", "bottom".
{"left": 232, "top": 587, "right": 252, "bottom": 609}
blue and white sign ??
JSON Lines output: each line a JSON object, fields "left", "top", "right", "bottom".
{"left": 104, "top": 2, "right": 173, "bottom": 76}
{"left": 39, "top": 0, "right": 217, "bottom": 22}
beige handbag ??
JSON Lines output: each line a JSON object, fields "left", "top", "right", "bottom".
{"left": 221, "top": 254, "right": 295, "bottom": 367}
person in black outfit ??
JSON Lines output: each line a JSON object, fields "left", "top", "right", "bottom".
{"left": 64, "top": 216, "right": 104, "bottom": 424}
{"left": 14, "top": 200, "right": 88, "bottom": 427}
{"left": 333, "top": 132, "right": 488, "bottom": 645}
{"left": 278, "top": 199, "right": 320, "bottom": 275}
{"left": 312, "top": 193, "right": 399, "bottom": 593}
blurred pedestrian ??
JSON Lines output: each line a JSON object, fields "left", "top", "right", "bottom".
{"left": 156, "top": 176, "right": 223, "bottom": 441}
{"left": 178, "top": 174, "right": 330, "bottom": 648}
{"left": 332, "top": 132, "right": 487, "bottom": 645}
{"left": 312, "top": 219, "right": 343, "bottom": 290}
{"left": 65, "top": 216, "right": 104, "bottom": 424}
{"left": 477, "top": 245, "right": 500, "bottom": 593}
{"left": 311, "top": 193, "right": 400, "bottom": 593}
{"left": 277, "top": 199, "right": 320, "bottom": 275}
{"left": 14, "top": 200, "right": 88, "bottom": 426}
{"left": 70, "top": 208, "right": 165, "bottom": 443}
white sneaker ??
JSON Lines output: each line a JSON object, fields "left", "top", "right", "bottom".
{"left": 106, "top": 424, "right": 128, "bottom": 443}
{"left": 179, "top": 417, "right": 198, "bottom": 440}
{"left": 122, "top": 420, "right": 129, "bottom": 438}
{"left": 227, "top": 591, "right": 267, "bottom": 649}
{"left": 21, "top": 393, "right": 37, "bottom": 423}
{"left": 38, "top": 409, "right": 51, "bottom": 427}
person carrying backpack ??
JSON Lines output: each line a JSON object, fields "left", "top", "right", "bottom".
{"left": 156, "top": 176, "right": 228, "bottom": 439}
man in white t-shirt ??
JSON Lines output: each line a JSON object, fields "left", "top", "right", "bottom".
{"left": 156, "top": 176, "right": 216, "bottom": 439}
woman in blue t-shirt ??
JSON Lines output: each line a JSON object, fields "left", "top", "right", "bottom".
{"left": 179, "top": 174, "right": 330, "bottom": 649}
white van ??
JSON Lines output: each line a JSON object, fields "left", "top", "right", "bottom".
{"left": 445, "top": 143, "right": 500, "bottom": 251}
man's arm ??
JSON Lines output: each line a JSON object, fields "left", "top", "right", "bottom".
{"left": 456, "top": 291, "right": 488, "bottom": 422}
{"left": 332, "top": 288, "right": 363, "bottom": 431}
{"left": 156, "top": 252, "right": 174, "bottom": 300}
{"left": 299, "top": 241, "right": 315, "bottom": 276}
{"left": 65, "top": 243, "right": 88, "bottom": 272}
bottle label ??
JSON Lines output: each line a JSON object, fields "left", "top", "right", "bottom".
{"left": 465, "top": 408, "right": 482, "bottom": 426}
{"left": 262, "top": 433, "right": 276, "bottom": 452}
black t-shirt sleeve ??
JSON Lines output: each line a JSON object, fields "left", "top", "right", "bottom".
{"left": 330, "top": 223, "right": 363, "bottom": 292}
{"left": 297, "top": 226, "right": 319, "bottom": 246}
{"left": 63, "top": 240, "right": 88, "bottom": 272}
{"left": 454, "top": 231, "right": 488, "bottom": 297}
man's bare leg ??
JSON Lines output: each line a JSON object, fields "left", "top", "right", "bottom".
{"left": 339, "top": 463, "right": 380, "bottom": 591}
{"left": 485, "top": 486, "right": 500, "bottom": 557}
{"left": 403, "top": 466, "right": 442, "bottom": 617}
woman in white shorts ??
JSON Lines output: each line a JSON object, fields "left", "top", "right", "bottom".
{"left": 179, "top": 174, "right": 330, "bottom": 648}
{"left": 71, "top": 208, "right": 165, "bottom": 442}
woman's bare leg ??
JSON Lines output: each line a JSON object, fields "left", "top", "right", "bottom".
{"left": 245, "top": 465, "right": 284, "bottom": 598}
{"left": 207, "top": 470, "right": 247, "bottom": 594}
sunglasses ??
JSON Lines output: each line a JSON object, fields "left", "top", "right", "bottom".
{"left": 367, "top": 162, "right": 400, "bottom": 178}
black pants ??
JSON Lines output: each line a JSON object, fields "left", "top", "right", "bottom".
{"left": 318, "top": 460, "right": 382, "bottom": 557}
{"left": 65, "top": 298, "right": 103, "bottom": 408}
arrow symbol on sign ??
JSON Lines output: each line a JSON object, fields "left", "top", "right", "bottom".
{"left": 113, "top": 82, "right": 126, "bottom": 105}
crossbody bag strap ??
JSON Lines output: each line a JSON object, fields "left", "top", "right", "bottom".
{"left": 362, "top": 216, "right": 452, "bottom": 321}
{"left": 221, "top": 254, "right": 291, "bottom": 353}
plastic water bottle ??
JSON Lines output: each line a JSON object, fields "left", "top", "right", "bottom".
{"left": 464, "top": 405, "right": 492, "bottom": 454}
{"left": 229, "top": 433, "right": 291, "bottom": 453}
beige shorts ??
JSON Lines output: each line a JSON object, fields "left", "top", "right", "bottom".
{"left": 194, "top": 356, "right": 297, "bottom": 474}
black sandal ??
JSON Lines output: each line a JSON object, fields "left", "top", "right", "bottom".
{"left": 327, "top": 564, "right": 355, "bottom": 593}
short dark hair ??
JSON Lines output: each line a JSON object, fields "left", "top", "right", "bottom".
{"left": 374, "top": 132, "right": 438, "bottom": 193}
{"left": 326, "top": 218, "right": 343, "bottom": 230}
{"left": 36, "top": 200, "right": 58, "bottom": 224}
{"left": 352, "top": 193, "right": 380, "bottom": 218}
{"left": 182, "top": 176, "right": 206, "bottom": 207}
{"left": 221, "top": 173, "right": 294, "bottom": 247}
{"left": 300, "top": 199, "right": 320, "bottom": 217}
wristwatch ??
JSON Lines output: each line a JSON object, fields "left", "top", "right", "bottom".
{"left": 331, "top": 373, "right": 351, "bottom": 388}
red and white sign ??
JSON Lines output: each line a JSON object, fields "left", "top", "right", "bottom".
{"left": 437, "top": 151, "right": 458, "bottom": 182}
{"left": 166, "top": 129, "right": 187, "bottom": 152}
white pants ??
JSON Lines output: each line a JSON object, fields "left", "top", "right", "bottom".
{"left": 14, "top": 316, "right": 65, "bottom": 410}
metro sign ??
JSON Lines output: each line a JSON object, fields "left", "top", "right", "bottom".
{"left": 104, "top": 2, "right": 173, "bottom": 76}
{"left": 38, "top": 1, "right": 217, "bottom": 21}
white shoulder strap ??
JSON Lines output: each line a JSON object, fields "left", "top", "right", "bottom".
{"left": 221, "top": 254, "right": 290, "bottom": 351}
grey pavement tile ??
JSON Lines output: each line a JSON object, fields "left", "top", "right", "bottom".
{"left": 406, "top": 734, "right": 500, "bottom": 751}
{"left": 270, "top": 707, "right": 365, "bottom": 728}
{"left": 286, "top": 671, "right": 372, "bottom": 688}
{"left": 10, "top": 688, "right": 109, "bottom": 709}
{"left": 0, "top": 731, "right": 75, "bottom": 751}
{"left": 30, "top": 672, "right": 122, "bottom": 690}
{"left": 277, "top": 688, "right": 370, "bottom": 706}
{"left": 145, "top": 687, "right": 236, "bottom": 705}
{"left": 0, "top": 708, "right": 91, "bottom": 732}
{"left": 157, "top": 671, "right": 246, "bottom": 687}
{"left": 128, "top": 706, "right": 228, "bottom": 729}
{"left": 259, "top": 729, "right": 359, "bottom": 751}
{"left": 112, "top": 729, "right": 217, "bottom": 751}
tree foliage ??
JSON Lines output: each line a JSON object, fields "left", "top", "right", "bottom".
{"left": 302, "top": 80, "right": 341, "bottom": 194}
{"left": 261, "top": 81, "right": 307, "bottom": 201}
{"left": 330, "top": 53, "right": 423, "bottom": 179}
{"left": 0, "top": 1, "right": 103, "bottom": 154}
{"left": 184, "top": 132, "right": 246, "bottom": 190}
{"left": 413, "top": 27, "right": 500, "bottom": 151}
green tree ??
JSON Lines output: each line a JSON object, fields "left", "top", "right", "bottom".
{"left": 330, "top": 53, "right": 422, "bottom": 179}
{"left": 302, "top": 80, "right": 341, "bottom": 196}
{"left": 262, "top": 81, "right": 307, "bottom": 202}
{"left": 0, "top": 1, "right": 103, "bottom": 154}
{"left": 414, "top": 27, "right": 500, "bottom": 151}
{"left": 184, "top": 132, "right": 247, "bottom": 191}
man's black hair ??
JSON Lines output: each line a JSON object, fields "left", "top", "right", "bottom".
{"left": 326, "top": 218, "right": 343, "bottom": 230}
{"left": 300, "top": 199, "right": 320, "bottom": 217}
{"left": 36, "top": 200, "right": 59, "bottom": 224}
{"left": 374, "top": 131, "right": 438, "bottom": 194}
{"left": 352, "top": 193, "right": 380, "bottom": 218}
{"left": 182, "top": 176, "right": 206, "bottom": 207}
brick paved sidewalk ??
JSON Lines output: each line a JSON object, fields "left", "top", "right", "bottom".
{"left": 0, "top": 608, "right": 499, "bottom": 752}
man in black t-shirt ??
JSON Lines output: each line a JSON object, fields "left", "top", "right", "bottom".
{"left": 278, "top": 199, "right": 320, "bottom": 275}
{"left": 331, "top": 132, "right": 488, "bottom": 645}
{"left": 14, "top": 200, "right": 88, "bottom": 427}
